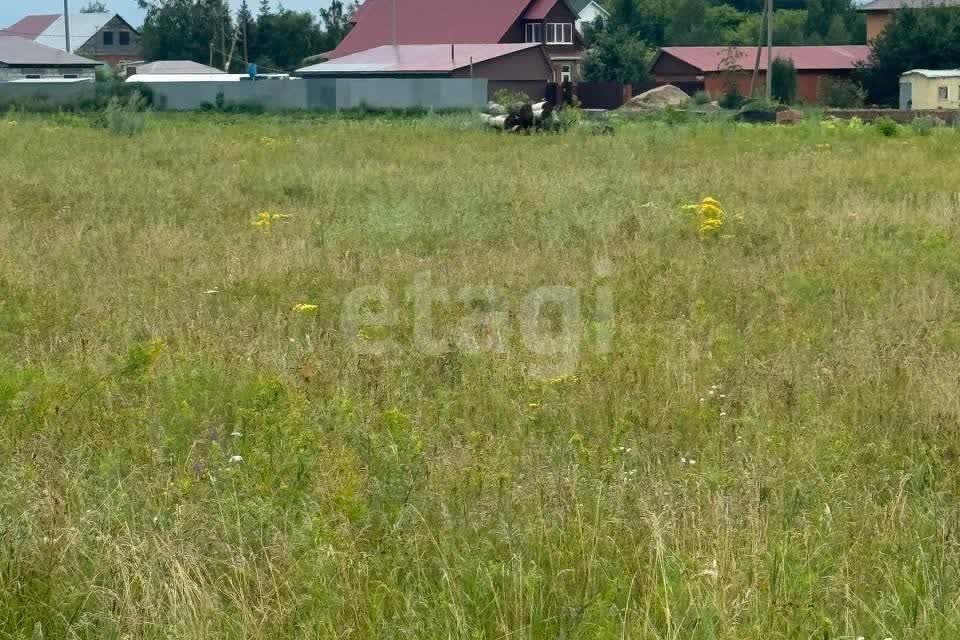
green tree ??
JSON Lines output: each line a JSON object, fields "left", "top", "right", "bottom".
{"left": 318, "top": 1, "right": 358, "bottom": 51}
{"left": 137, "top": 0, "right": 234, "bottom": 67}
{"left": 858, "top": 6, "right": 960, "bottom": 105}
{"left": 81, "top": 1, "right": 109, "bottom": 12}
{"left": 824, "top": 14, "right": 850, "bottom": 43}
{"left": 256, "top": 8, "right": 324, "bottom": 71}
{"left": 770, "top": 56, "right": 797, "bottom": 103}
{"left": 582, "top": 28, "right": 653, "bottom": 87}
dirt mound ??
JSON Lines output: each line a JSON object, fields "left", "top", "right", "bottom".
{"left": 621, "top": 85, "right": 690, "bottom": 111}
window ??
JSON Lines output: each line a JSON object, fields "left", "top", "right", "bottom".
{"left": 24, "top": 74, "right": 41, "bottom": 79}
{"left": 560, "top": 64, "right": 572, "bottom": 83}
{"left": 938, "top": 86, "right": 949, "bottom": 100}
{"left": 102, "top": 31, "right": 114, "bottom": 45}
{"left": 546, "top": 22, "right": 573, "bottom": 44}
{"left": 62, "top": 73, "right": 79, "bottom": 79}
{"left": 119, "top": 31, "right": 130, "bottom": 46}
{"left": 524, "top": 22, "right": 542, "bottom": 43}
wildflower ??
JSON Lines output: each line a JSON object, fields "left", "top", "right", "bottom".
{"left": 260, "top": 136, "right": 276, "bottom": 146}
{"left": 293, "top": 303, "right": 319, "bottom": 314}
{"left": 719, "top": 411, "right": 727, "bottom": 417}
{"left": 682, "top": 196, "right": 727, "bottom": 237}
{"left": 230, "top": 431, "right": 242, "bottom": 438}
{"left": 229, "top": 455, "right": 243, "bottom": 464}
{"left": 6, "top": 120, "right": 16, "bottom": 127}
{"left": 252, "top": 211, "right": 291, "bottom": 230}
{"left": 816, "top": 143, "right": 832, "bottom": 152}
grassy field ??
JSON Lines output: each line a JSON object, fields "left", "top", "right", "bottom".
{"left": 2, "top": 111, "right": 960, "bottom": 639}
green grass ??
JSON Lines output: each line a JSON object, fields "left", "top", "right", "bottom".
{"left": 2, "top": 111, "right": 960, "bottom": 639}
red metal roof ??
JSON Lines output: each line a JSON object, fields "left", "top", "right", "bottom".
{"left": 524, "top": 0, "right": 561, "bottom": 19}
{"left": 1, "top": 14, "right": 60, "bottom": 39}
{"left": 331, "top": 0, "right": 543, "bottom": 58}
{"left": 658, "top": 46, "right": 871, "bottom": 72}
{"left": 300, "top": 42, "right": 543, "bottom": 73}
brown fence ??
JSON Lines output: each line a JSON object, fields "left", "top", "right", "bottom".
{"left": 575, "top": 82, "right": 632, "bottom": 109}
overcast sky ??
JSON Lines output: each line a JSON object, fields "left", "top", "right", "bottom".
{"left": 1, "top": 1, "right": 335, "bottom": 30}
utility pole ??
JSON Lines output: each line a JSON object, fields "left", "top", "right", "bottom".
{"left": 766, "top": 0, "right": 773, "bottom": 102}
{"left": 748, "top": 0, "right": 765, "bottom": 97}
{"left": 63, "top": 0, "right": 71, "bottom": 52}
{"left": 392, "top": 0, "right": 398, "bottom": 46}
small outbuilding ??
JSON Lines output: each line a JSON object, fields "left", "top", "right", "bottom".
{"left": 125, "top": 60, "right": 226, "bottom": 77}
{"left": 652, "top": 45, "right": 870, "bottom": 104}
{"left": 297, "top": 43, "right": 554, "bottom": 100}
{"left": 899, "top": 69, "right": 960, "bottom": 110}
{"left": 0, "top": 34, "right": 98, "bottom": 81}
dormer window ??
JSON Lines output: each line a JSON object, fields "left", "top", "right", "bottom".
{"left": 524, "top": 23, "right": 543, "bottom": 43}
{"left": 546, "top": 23, "right": 573, "bottom": 44}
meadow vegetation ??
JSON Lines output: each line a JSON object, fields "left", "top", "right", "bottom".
{"left": 2, "top": 111, "right": 960, "bottom": 638}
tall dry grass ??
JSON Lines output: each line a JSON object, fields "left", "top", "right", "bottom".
{"left": 1, "top": 112, "right": 960, "bottom": 638}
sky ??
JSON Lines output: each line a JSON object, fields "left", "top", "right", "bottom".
{"left": 0, "top": 1, "right": 335, "bottom": 30}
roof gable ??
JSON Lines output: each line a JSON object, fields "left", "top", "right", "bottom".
{"left": 0, "top": 34, "right": 98, "bottom": 66}
{"left": 331, "top": 0, "right": 538, "bottom": 58}
{"left": 1, "top": 15, "right": 59, "bottom": 39}
{"left": 299, "top": 42, "right": 545, "bottom": 73}
{"left": 4, "top": 13, "right": 138, "bottom": 53}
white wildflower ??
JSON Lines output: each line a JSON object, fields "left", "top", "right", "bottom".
{"left": 229, "top": 455, "right": 243, "bottom": 464}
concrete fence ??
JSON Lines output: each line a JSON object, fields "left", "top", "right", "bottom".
{"left": 0, "top": 77, "right": 488, "bottom": 111}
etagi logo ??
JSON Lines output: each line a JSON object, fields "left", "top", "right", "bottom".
{"left": 339, "top": 259, "right": 615, "bottom": 378}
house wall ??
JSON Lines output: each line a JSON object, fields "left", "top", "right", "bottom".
{"left": 701, "top": 70, "right": 853, "bottom": 104}
{"left": 901, "top": 74, "right": 960, "bottom": 110}
{"left": 501, "top": 1, "right": 584, "bottom": 82}
{"left": 449, "top": 46, "right": 552, "bottom": 99}
{"left": 0, "top": 65, "right": 96, "bottom": 81}
{"left": 865, "top": 12, "right": 890, "bottom": 41}
{"left": 76, "top": 15, "right": 143, "bottom": 65}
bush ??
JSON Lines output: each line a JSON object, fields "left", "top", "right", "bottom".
{"left": 691, "top": 90, "right": 710, "bottom": 105}
{"left": 102, "top": 91, "right": 148, "bottom": 136}
{"left": 818, "top": 77, "right": 866, "bottom": 108}
{"left": 556, "top": 104, "right": 585, "bottom": 131}
{"left": 873, "top": 116, "right": 899, "bottom": 137}
{"left": 719, "top": 86, "right": 747, "bottom": 110}
{"left": 911, "top": 115, "right": 940, "bottom": 135}
{"left": 770, "top": 57, "right": 797, "bottom": 104}
{"left": 492, "top": 89, "right": 530, "bottom": 110}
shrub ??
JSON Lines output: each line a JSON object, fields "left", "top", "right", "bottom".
{"left": 873, "top": 116, "right": 899, "bottom": 137}
{"left": 770, "top": 57, "right": 797, "bottom": 104}
{"left": 691, "top": 90, "right": 710, "bottom": 105}
{"left": 556, "top": 104, "right": 585, "bottom": 131}
{"left": 102, "top": 91, "right": 148, "bottom": 136}
{"left": 492, "top": 89, "right": 530, "bottom": 110}
{"left": 719, "top": 86, "right": 746, "bottom": 110}
{"left": 818, "top": 77, "right": 866, "bottom": 108}
{"left": 911, "top": 115, "right": 940, "bottom": 136}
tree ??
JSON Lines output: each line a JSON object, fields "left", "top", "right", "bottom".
{"left": 858, "top": 6, "right": 960, "bottom": 105}
{"left": 770, "top": 57, "right": 797, "bottom": 103}
{"left": 581, "top": 28, "right": 653, "bottom": 87}
{"left": 81, "top": 1, "right": 109, "bottom": 12}
{"left": 318, "top": 1, "right": 358, "bottom": 52}
{"left": 137, "top": 0, "right": 234, "bottom": 67}
{"left": 256, "top": 8, "right": 324, "bottom": 71}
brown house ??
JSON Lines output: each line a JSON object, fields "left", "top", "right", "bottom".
{"left": 328, "top": 0, "right": 585, "bottom": 85}
{"left": 652, "top": 46, "right": 870, "bottom": 104}
{"left": 1, "top": 13, "right": 142, "bottom": 66}
{"left": 860, "top": 0, "right": 960, "bottom": 40}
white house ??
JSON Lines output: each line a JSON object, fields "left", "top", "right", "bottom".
{"left": 569, "top": 0, "right": 610, "bottom": 32}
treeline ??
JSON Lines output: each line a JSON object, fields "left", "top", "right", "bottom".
{"left": 590, "top": 0, "right": 865, "bottom": 48}
{"left": 137, "top": 0, "right": 357, "bottom": 72}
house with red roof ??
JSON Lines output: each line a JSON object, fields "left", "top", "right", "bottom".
{"left": 652, "top": 46, "right": 871, "bottom": 104}
{"left": 328, "top": 0, "right": 586, "bottom": 87}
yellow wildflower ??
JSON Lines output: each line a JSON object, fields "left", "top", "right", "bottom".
{"left": 6, "top": 121, "right": 16, "bottom": 127}
{"left": 252, "top": 211, "right": 291, "bottom": 230}
{"left": 260, "top": 136, "right": 276, "bottom": 146}
{"left": 683, "top": 196, "right": 727, "bottom": 237}
{"left": 293, "top": 303, "right": 319, "bottom": 314}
